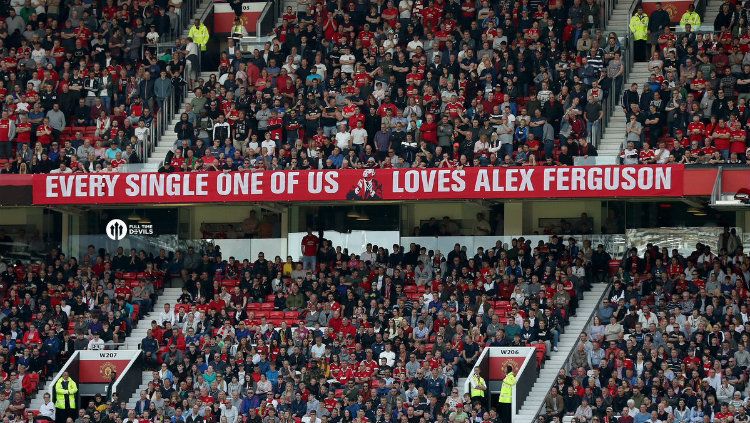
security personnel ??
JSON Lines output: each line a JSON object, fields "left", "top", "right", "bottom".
{"left": 679, "top": 4, "right": 701, "bottom": 31}
{"left": 498, "top": 365, "right": 516, "bottom": 423}
{"left": 469, "top": 367, "right": 487, "bottom": 405}
{"left": 54, "top": 372, "right": 78, "bottom": 423}
{"left": 629, "top": 7, "right": 649, "bottom": 62}
{"left": 188, "top": 19, "right": 210, "bottom": 52}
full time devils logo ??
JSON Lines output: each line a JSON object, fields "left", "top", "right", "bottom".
{"left": 100, "top": 362, "right": 117, "bottom": 380}
{"left": 346, "top": 169, "right": 383, "bottom": 200}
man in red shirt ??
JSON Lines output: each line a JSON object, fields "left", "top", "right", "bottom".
{"left": 15, "top": 114, "right": 31, "bottom": 148}
{"left": 0, "top": 110, "right": 15, "bottom": 158}
{"left": 301, "top": 230, "right": 319, "bottom": 270}
{"left": 730, "top": 122, "right": 746, "bottom": 159}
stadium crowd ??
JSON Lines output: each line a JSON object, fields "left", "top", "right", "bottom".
{"left": 540, "top": 227, "right": 750, "bottom": 423}
{"left": 0, "top": 0, "right": 205, "bottom": 174}
{"left": 0, "top": 233, "right": 608, "bottom": 423}
{"left": 622, "top": 2, "right": 750, "bottom": 166}
{"left": 0, "top": 0, "right": 625, "bottom": 174}
{"left": 159, "top": 1, "right": 622, "bottom": 173}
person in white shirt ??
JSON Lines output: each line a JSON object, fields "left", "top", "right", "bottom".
{"left": 261, "top": 133, "right": 277, "bottom": 156}
{"left": 350, "top": 121, "right": 367, "bottom": 155}
{"left": 406, "top": 34, "right": 423, "bottom": 58}
{"left": 87, "top": 333, "right": 105, "bottom": 350}
{"left": 301, "top": 410, "right": 321, "bottom": 423}
{"left": 50, "top": 163, "right": 73, "bottom": 173}
{"left": 379, "top": 342, "right": 396, "bottom": 366}
{"left": 650, "top": 140, "right": 669, "bottom": 163}
{"left": 310, "top": 337, "right": 326, "bottom": 359}
{"left": 334, "top": 124, "right": 351, "bottom": 150}
{"left": 360, "top": 244, "right": 377, "bottom": 263}
{"left": 134, "top": 120, "right": 150, "bottom": 144}
{"left": 220, "top": 401, "right": 239, "bottom": 423}
{"left": 159, "top": 303, "right": 176, "bottom": 326}
{"left": 339, "top": 47, "right": 355, "bottom": 75}
{"left": 39, "top": 393, "right": 55, "bottom": 421}
{"left": 620, "top": 141, "right": 639, "bottom": 165}
{"left": 637, "top": 305, "right": 658, "bottom": 327}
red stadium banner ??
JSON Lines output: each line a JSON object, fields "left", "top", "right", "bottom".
{"left": 213, "top": 2, "right": 266, "bottom": 34}
{"left": 31, "top": 165, "right": 685, "bottom": 205}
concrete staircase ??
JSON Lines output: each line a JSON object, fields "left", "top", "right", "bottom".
{"left": 126, "top": 371, "right": 157, "bottom": 410}
{"left": 147, "top": 71, "right": 215, "bottom": 167}
{"left": 28, "top": 378, "right": 56, "bottom": 412}
{"left": 123, "top": 287, "right": 183, "bottom": 349}
{"left": 141, "top": 0, "right": 212, "bottom": 169}
{"left": 515, "top": 282, "right": 610, "bottom": 421}
{"left": 597, "top": 61, "right": 650, "bottom": 159}
{"left": 604, "top": 0, "right": 637, "bottom": 32}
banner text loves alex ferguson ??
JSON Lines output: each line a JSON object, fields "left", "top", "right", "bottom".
{"left": 33, "top": 165, "right": 685, "bottom": 205}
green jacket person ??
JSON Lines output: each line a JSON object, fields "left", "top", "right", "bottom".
{"left": 498, "top": 365, "right": 516, "bottom": 423}
{"left": 469, "top": 367, "right": 487, "bottom": 403}
{"left": 55, "top": 372, "right": 78, "bottom": 410}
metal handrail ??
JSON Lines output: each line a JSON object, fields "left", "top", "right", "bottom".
{"left": 599, "top": 0, "right": 617, "bottom": 30}
{"left": 592, "top": 0, "right": 636, "bottom": 152}
{"left": 256, "top": 0, "right": 274, "bottom": 37}
{"left": 146, "top": 0, "right": 207, "bottom": 168}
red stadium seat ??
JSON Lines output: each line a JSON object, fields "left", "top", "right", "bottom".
{"left": 269, "top": 311, "right": 284, "bottom": 319}
{"left": 284, "top": 311, "right": 299, "bottom": 320}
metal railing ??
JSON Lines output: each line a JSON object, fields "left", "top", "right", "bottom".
{"left": 598, "top": 0, "right": 619, "bottom": 29}
{"left": 591, "top": 33, "right": 633, "bottom": 150}
{"left": 256, "top": 0, "right": 280, "bottom": 37}
{"left": 162, "top": 0, "right": 203, "bottom": 44}
{"left": 146, "top": 1, "right": 208, "bottom": 168}
{"left": 591, "top": 0, "right": 636, "bottom": 151}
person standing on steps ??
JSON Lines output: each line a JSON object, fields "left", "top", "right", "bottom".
{"left": 54, "top": 372, "right": 77, "bottom": 423}
{"left": 498, "top": 365, "right": 516, "bottom": 423}
{"left": 629, "top": 7, "right": 649, "bottom": 62}
{"left": 468, "top": 367, "right": 487, "bottom": 407}
{"left": 188, "top": 19, "right": 210, "bottom": 68}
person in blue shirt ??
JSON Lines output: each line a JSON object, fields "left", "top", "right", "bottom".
{"left": 265, "top": 362, "right": 279, "bottom": 389}
{"left": 328, "top": 147, "right": 344, "bottom": 168}
{"left": 424, "top": 368, "right": 446, "bottom": 397}
{"left": 235, "top": 322, "right": 250, "bottom": 341}
{"left": 240, "top": 388, "right": 262, "bottom": 415}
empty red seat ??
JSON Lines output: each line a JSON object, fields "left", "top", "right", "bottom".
{"left": 269, "top": 311, "right": 284, "bottom": 319}
{"left": 284, "top": 311, "right": 299, "bottom": 319}
{"left": 260, "top": 303, "right": 274, "bottom": 310}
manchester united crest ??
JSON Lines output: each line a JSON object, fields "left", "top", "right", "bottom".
{"left": 99, "top": 362, "right": 117, "bottom": 380}
{"left": 502, "top": 359, "right": 519, "bottom": 374}
{"left": 663, "top": 3, "right": 678, "bottom": 19}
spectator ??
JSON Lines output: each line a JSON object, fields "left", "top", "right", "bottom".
{"left": 630, "top": 8, "right": 649, "bottom": 62}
